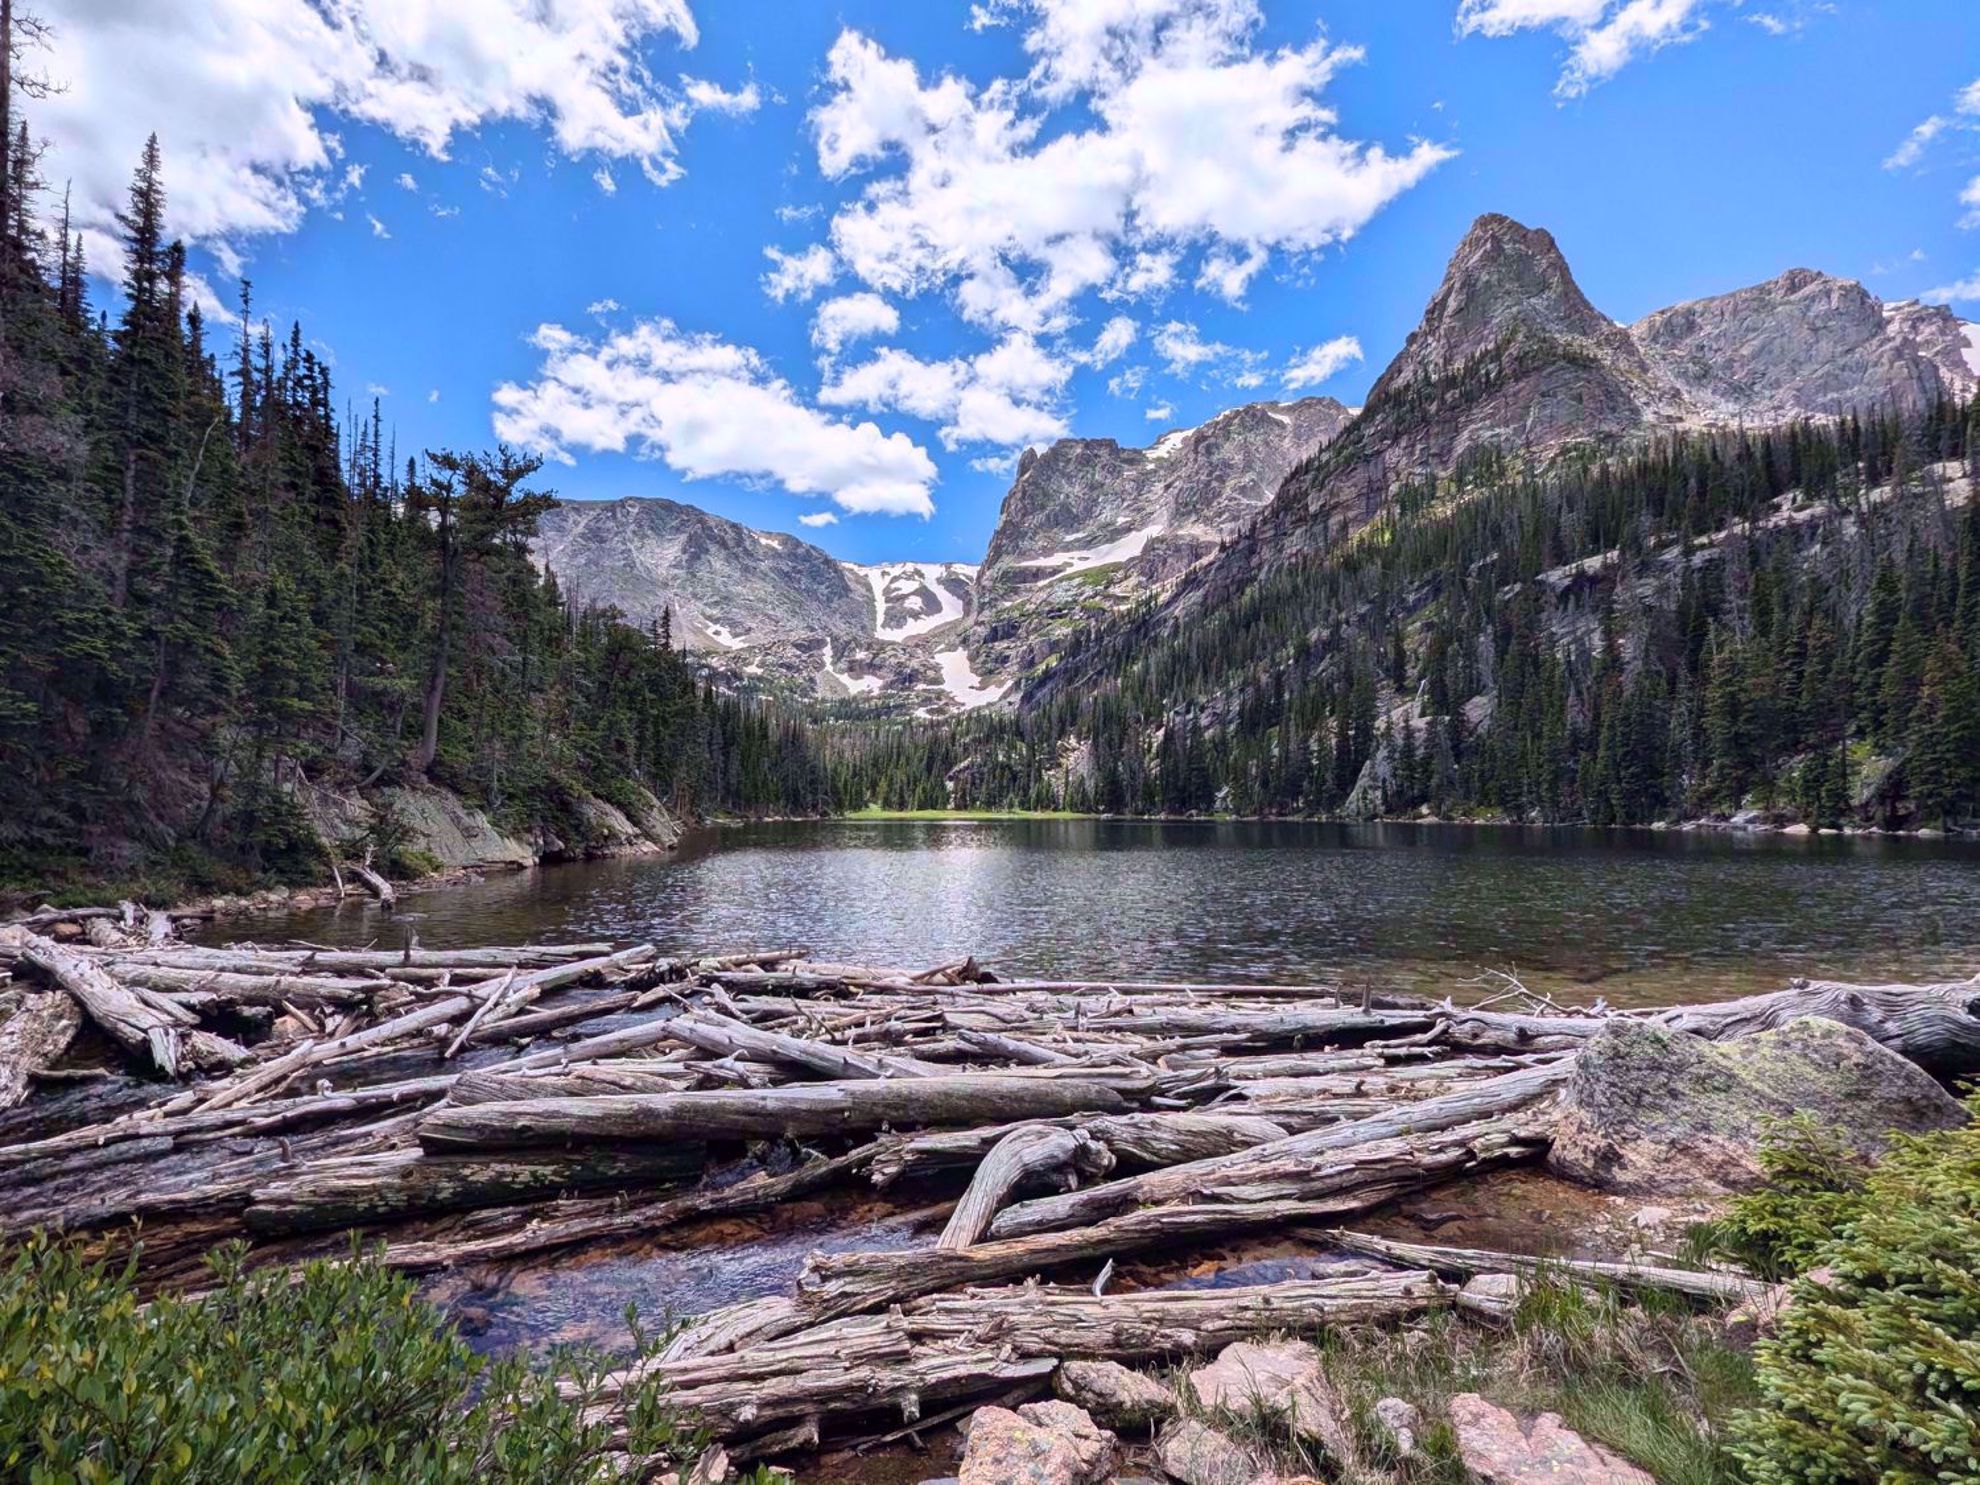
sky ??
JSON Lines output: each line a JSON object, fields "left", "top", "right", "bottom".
{"left": 23, "top": 0, "right": 1980, "bottom": 563}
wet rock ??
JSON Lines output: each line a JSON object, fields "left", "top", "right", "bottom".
{"left": 1054, "top": 1359, "right": 1176, "bottom": 1428}
{"left": 1372, "top": 1397, "right": 1422, "bottom": 1458}
{"left": 1448, "top": 1394, "right": 1655, "bottom": 1484}
{"left": 1549, "top": 1017, "right": 1966, "bottom": 1196}
{"left": 1154, "top": 1420, "right": 1265, "bottom": 1485}
{"left": 958, "top": 1401, "right": 1117, "bottom": 1485}
{"left": 1185, "top": 1339, "right": 1353, "bottom": 1460}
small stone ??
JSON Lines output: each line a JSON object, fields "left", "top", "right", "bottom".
{"left": 1372, "top": 1397, "right": 1421, "bottom": 1458}
{"left": 1054, "top": 1359, "right": 1177, "bottom": 1429}
{"left": 1448, "top": 1394, "right": 1655, "bottom": 1484}
{"left": 959, "top": 1402, "right": 1117, "bottom": 1485}
{"left": 1155, "top": 1420, "right": 1265, "bottom": 1485}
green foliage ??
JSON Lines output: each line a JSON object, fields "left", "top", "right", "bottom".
{"left": 1690, "top": 1115, "right": 1875, "bottom": 1279}
{"left": 1720, "top": 1101, "right": 1980, "bottom": 1484}
{"left": 0, "top": 1237, "right": 712, "bottom": 1484}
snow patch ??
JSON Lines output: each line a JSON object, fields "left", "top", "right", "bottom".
{"left": 1963, "top": 322, "right": 1980, "bottom": 378}
{"left": 1014, "top": 524, "right": 1164, "bottom": 578}
{"left": 821, "top": 639, "right": 883, "bottom": 696}
{"left": 702, "top": 622, "right": 746, "bottom": 650}
{"left": 933, "top": 649, "right": 1009, "bottom": 710}
{"left": 847, "top": 561, "right": 975, "bottom": 641}
{"left": 1145, "top": 427, "right": 1195, "bottom": 461}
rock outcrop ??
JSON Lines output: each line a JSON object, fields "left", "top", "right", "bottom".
{"left": 1155, "top": 1419, "right": 1266, "bottom": 1485}
{"left": 1549, "top": 1016, "right": 1967, "bottom": 1196}
{"left": 958, "top": 1400, "right": 1117, "bottom": 1485}
{"left": 1052, "top": 1359, "right": 1176, "bottom": 1429}
{"left": 1184, "top": 1339, "right": 1354, "bottom": 1459}
{"left": 1447, "top": 1394, "right": 1656, "bottom": 1485}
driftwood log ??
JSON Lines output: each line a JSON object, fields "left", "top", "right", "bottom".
{"left": 0, "top": 992, "right": 81, "bottom": 1108}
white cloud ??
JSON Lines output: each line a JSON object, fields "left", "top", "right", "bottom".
{"left": 1108, "top": 364, "right": 1148, "bottom": 398}
{"left": 33, "top": 0, "right": 746, "bottom": 265}
{"left": 365, "top": 381, "right": 390, "bottom": 396}
{"left": 428, "top": 388, "right": 441, "bottom": 403}
{"left": 1195, "top": 244, "right": 1267, "bottom": 304}
{"left": 798, "top": 510, "right": 839, "bottom": 527}
{"left": 809, "top": 5, "right": 1450, "bottom": 336}
{"left": 811, "top": 292, "right": 901, "bottom": 355}
{"left": 396, "top": 171, "right": 419, "bottom": 191}
{"left": 366, "top": 213, "right": 390, "bottom": 239}
{"left": 1145, "top": 401, "right": 1174, "bottom": 420}
{"left": 1457, "top": 0, "right": 1718, "bottom": 97}
{"left": 1923, "top": 271, "right": 1980, "bottom": 304}
{"left": 1964, "top": 177, "right": 1980, "bottom": 231}
{"left": 822, "top": 333, "right": 1072, "bottom": 451}
{"left": 344, "top": 163, "right": 367, "bottom": 189}
{"left": 1153, "top": 319, "right": 1238, "bottom": 374}
{"left": 494, "top": 318, "right": 939, "bottom": 516}
{"left": 1282, "top": 334, "right": 1363, "bottom": 388}
{"left": 762, "top": 243, "right": 838, "bottom": 302}
{"left": 1083, "top": 315, "right": 1138, "bottom": 366}
{"left": 587, "top": 297, "right": 621, "bottom": 315}
{"left": 593, "top": 165, "right": 618, "bottom": 195}
{"left": 1884, "top": 117, "right": 1946, "bottom": 172}
{"left": 682, "top": 76, "right": 762, "bottom": 115}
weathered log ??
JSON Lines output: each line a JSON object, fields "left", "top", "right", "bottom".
{"left": 662, "top": 1009, "right": 946, "bottom": 1081}
{"left": 1655, "top": 977, "right": 1980, "bottom": 1074}
{"left": 243, "top": 1145, "right": 705, "bottom": 1234}
{"left": 349, "top": 861, "right": 397, "bottom": 907}
{"left": 0, "top": 992, "right": 82, "bottom": 1108}
{"left": 1320, "top": 1230, "right": 1772, "bottom": 1304}
{"left": 417, "top": 1076, "right": 1135, "bottom": 1152}
{"left": 937, "top": 1125, "right": 1113, "bottom": 1251}
{"left": 986, "top": 1059, "right": 1572, "bottom": 1241}
{"left": 2, "top": 928, "right": 249, "bottom": 1076}
{"left": 102, "top": 963, "right": 379, "bottom": 1006}
{"left": 104, "top": 943, "right": 617, "bottom": 974}
{"left": 802, "top": 1118, "right": 1545, "bottom": 1321}
{"left": 870, "top": 1111, "right": 1293, "bottom": 1188}
{"left": 449, "top": 1067, "right": 699, "bottom": 1104}
{"left": 604, "top": 1269, "right": 1451, "bottom": 1438}
{"left": 376, "top": 1141, "right": 890, "bottom": 1271}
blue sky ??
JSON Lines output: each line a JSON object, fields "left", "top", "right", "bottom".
{"left": 32, "top": 0, "right": 1980, "bottom": 563}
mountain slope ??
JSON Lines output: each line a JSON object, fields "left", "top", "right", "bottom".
{"left": 532, "top": 497, "right": 872, "bottom": 653}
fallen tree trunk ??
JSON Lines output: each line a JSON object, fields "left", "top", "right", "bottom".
{"left": 418, "top": 1076, "right": 1135, "bottom": 1151}
{"left": 801, "top": 1118, "right": 1545, "bottom": 1322}
{"left": 662, "top": 1009, "right": 946, "bottom": 1081}
{"left": 1655, "top": 977, "right": 1980, "bottom": 1074}
{"left": 0, "top": 992, "right": 82, "bottom": 1108}
{"left": 2, "top": 928, "right": 249, "bottom": 1077}
{"left": 601, "top": 1269, "right": 1451, "bottom": 1439}
{"left": 871, "top": 1110, "right": 1293, "bottom": 1188}
{"left": 937, "top": 1125, "right": 1113, "bottom": 1250}
{"left": 986, "top": 1059, "right": 1572, "bottom": 1241}
{"left": 1321, "top": 1229, "right": 1772, "bottom": 1304}
{"left": 243, "top": 1144, "right": 706, "bottom": 1234}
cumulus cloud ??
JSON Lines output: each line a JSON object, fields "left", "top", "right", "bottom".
{"left": 1923, "top": 270, "right": 1980, "bottom": 304}
{"left": 1145, "top": 402, "right": 1175, "bottom": 420}
{"left": 31, "top": 0, "right": 751, "bottom": 267}
{"left": 805, "top": 2, "right": 1450, "bottom": 337}
{"left": 821, "top": 333, "right": 1072, "bottom": 451}
{"left": 762, "top": 243, "right": 838, "bottom": 302}
{"left": 811, "top": 292, "right": 901, "bottom": 355}
{"left": 1455, "top": 0, "right": 1831, "bottom": 97}
{"left": 798, "top": 511, "right": 839, "bottom": 527}
{"left": 1282, "top": 335, "right": 1363, "bottom": 388}
{"left": 493, "top": 319, "right": 939, "bottom": 517}
{"left": 1082, "top": 315, "right": 1138, "bottom": 366}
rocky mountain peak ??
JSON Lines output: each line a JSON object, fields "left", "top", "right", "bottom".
{"left": 1376, "top": 213, "right": 1640, "bottom": 396}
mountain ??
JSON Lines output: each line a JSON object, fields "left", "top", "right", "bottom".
{"left": 532, "top": 497, "right": 871, "bottom": 653}
{"left": 967, "top": 397, "right": 1354, "bottom": 682}
{"left": 1161, "top": 215, "right": 1980, "bottom": 617}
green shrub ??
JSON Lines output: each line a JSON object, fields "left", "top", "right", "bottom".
{"left": 0, "top": 1238, "right": 715, "bottom": 1483}
{"left": 1722, "top": 1100, "right": 1980, "bottom": 1484}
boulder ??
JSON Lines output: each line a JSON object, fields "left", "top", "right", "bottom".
{"left": 1372, "top": 1397, "right": 1422, "bottom": 1459}
{"left": 1447, "top": 1394, "right": 1655, "bottom": 1484}
{"left": 958, "top": 1401, "right": 1117, "bottom": 1485}
{"left": 1549, "top": 1017, "right": 1965, "bottom": 1196}
{"left": 1053, "top": 1359, "right": 1176, "bottom": 1428}
{"left": 1455, "top": 1272, "right": 1521, "bottom": 1320}
{"left": 1154, "top": 1420, "right": 1265, "bottom": 1485}
{"left": 1184, "top": 1339, "right": 1353, "bottom": 1458}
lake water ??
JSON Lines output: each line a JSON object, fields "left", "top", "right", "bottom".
{"left": 217, "top": 819, "right": 1980, "bottom": 1007}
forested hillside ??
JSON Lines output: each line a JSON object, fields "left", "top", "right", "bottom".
{"left": 0, "top": 120, "right": 837, "bottom": 895}
{"left": 890, "top": 401, "right": 1980, "bottom": 829}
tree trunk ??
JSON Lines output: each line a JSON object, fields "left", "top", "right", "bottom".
{"left": 0, "top": 991, "right": 80, "bottom": 1108}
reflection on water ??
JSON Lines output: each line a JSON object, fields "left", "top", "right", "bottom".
{"left": 214, "top": 819, "right": 1980, "bottom": 1006}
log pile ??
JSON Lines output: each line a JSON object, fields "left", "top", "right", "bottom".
{"left": 0, "top": 909, "right": 1974, "bottom": 1460}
